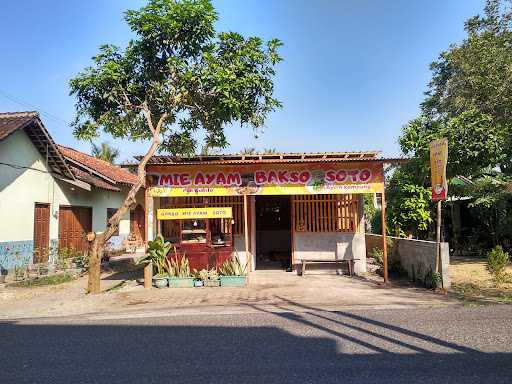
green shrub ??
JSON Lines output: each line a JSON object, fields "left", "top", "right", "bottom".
{"left": 369, "top": 247, "right": 384, "bottom": 269}
{"left": 219, "top": 255, "right": 246, "bottom": 276}
{"left": 486, "top": 245, "right": 510, "bottom": 284}
{"left": 425, "top": 270, "right": 442, "bottom": 289}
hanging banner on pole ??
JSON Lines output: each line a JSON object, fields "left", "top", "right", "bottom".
{"left": 429, "top": 138, "right": 448, "bottom": 201}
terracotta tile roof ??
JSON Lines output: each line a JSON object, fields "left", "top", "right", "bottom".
{"left": 69, "top": 167, "right": 121, "bottom": 191}
{"left": 57, "top": 145, "right": 138, "bottom": 186}
{"left": 0, "top": 111, "right": 74, "bottom": 178}
{"left": 0, "top": 111, "right": 39, "bottom": 140}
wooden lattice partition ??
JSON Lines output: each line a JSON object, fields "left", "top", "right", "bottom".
{"left": 292, "top": 194, "right": 359, "bottom": 233}
{"left": 160, "top": 196, "right": 244, "bottom": 235}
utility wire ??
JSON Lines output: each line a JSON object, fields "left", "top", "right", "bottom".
{"left": 0, "top": 88, "right": 70, "bottom": 126}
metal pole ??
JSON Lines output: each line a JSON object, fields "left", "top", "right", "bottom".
{"left": 243, "top": 195, "right": 251, "bottom": 278}
{"left": 435, "top": 200, "right": 441, "bottom": 274}
{"left": 381, "top": 191, "right": 389, "bottom": 284}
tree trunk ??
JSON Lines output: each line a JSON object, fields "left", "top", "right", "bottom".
{"left": 86, "top": 115, "right": 163, "bottom": 294}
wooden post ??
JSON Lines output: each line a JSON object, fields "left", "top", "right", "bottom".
{"left": 290, "top": 195, "right": 295, "bottom": 269}
{"left": 243, "top": 195, "right": 251, "bottom": 277}
{"left": 381, "top": 191, "right": 389, "bottom": 284}
{"left": 435, "top": 200, "right": 442, "bottom": 274}
{"left": 144, "top": 262, "right": 152, "bottom": 289}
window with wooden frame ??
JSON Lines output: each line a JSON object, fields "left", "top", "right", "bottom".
{"left": 106, "top": 208, "right": 119, "bottom": 236}
{"left": 160, "top": 196, "right": 244, "bottom": 238}
{"left": 292, "top": 194, "right": 359, "bottom": 233}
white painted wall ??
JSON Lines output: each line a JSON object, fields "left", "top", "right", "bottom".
{"left": 0, "top": 130, "right": 140, "bottom": 247}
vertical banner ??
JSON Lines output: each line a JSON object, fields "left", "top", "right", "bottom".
{"left": 429, "top": 138, "right": 448, "bottom": 201}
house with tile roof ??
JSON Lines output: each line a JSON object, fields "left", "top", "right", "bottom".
{"left": 0, "top": 112, "right": 145, "bottom": 270}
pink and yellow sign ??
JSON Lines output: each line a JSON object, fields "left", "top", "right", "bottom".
{"left": 147, "top": 162, "right": 384, "bottom": 197}
{"left": 429, "top": 138, "right": 448, "bottom": 201}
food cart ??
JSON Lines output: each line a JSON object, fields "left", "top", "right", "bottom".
{"left": 157, "top": 207, "right": 234, "bottom": 270}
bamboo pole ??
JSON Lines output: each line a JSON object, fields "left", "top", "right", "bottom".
{"left": 381, "top": 191, "right": 389, "bottom": 284}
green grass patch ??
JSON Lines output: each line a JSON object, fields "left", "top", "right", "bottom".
{"left": 8, "top": 273, "right": 74, "bottom": 288}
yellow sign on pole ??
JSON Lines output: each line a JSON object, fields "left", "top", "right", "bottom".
{"left": 429, "top": 138, "right": 448, "bottom": 201}
{"left": 157, "top": 207, "right": 232, "bottom": 220}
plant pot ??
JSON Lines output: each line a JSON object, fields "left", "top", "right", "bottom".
{"left": 204, "top": 279, "right": 220, "bottom": 287}
{"left": 153, "top": 277, "right": 168, "bottom": 288}
{"left": 168, "top": 277, "right": 194, "bottom": 288}
{"left": 193, "top": 280, "right": 204, "bottom": 287}
{"left": 220, "top": 276, "right": 246, "bottom": 287}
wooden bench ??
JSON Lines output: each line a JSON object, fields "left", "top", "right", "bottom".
{"left": 299, "top": 259, "right": 360, "bottom": 277}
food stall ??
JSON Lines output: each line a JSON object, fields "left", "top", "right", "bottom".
{"left": 157, "top": 207, "right": 234, "bottom": 270}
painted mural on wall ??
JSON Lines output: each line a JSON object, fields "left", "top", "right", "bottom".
{"left": 147, "top": 162, "right": 384, "bottom": 197}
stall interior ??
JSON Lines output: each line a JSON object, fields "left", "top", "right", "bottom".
{"left": 160, "top": 197, "right": 244, "bottom": 270}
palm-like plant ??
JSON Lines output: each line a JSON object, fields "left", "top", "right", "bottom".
{"left": 91, "top": 142, "right": 120, "bottom": 164}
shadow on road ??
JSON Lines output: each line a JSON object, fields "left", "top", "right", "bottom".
{"left": 1, "top": 306, "right": 511, "bottom": 383}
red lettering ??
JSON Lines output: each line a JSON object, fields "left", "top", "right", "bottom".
{"left": 159, "top": 174, "right": 173, "bottom": 186}
{"left": 359, "top": 169, "right": 371, "bottom": 182}
{"left": 348, "top": 170, "right": 359, "bottom": 182}
{"left": 267, "top": 171, "right": 278, "bottom": 184}
{"left": 180, "top": 174, "right": 191, "bottom": 185}
{"left": 299, "top": 171, "right": 310, "bottom": 183}
{"left": 226, "top": 173, "right": 241, "bottom": 186}
{"left": 206, "top": 174, "right": 216, "bottom": 184}
{"left": 336, "top": 170, "right": 347, "bottom": 182}
{"left": 194, "top": 172, "right": 205, "bottom": 185}
{"left": 255, "top": 171, "right": 266, "bottom": 184}
{"left": 278, "top": 170, "right": 289, "bottom": 183}
{"left": 216, "top": 173, "right": 226, "bottom": 185}
{"left": 325, "top": 170, "right": 336, "bottom": 183}
{"left": 289, "top": 171, "right": 299, "bottom": 183}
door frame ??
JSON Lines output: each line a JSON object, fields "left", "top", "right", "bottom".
{"left": 33, "top": 202, "right": 50, "bottom": 263}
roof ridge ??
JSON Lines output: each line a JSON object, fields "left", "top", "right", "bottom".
{"left": 0, "top": 111, "right": 39, "bottom": 118}
{"left": 57, "top": 144, "right": 124, "bottom": 169}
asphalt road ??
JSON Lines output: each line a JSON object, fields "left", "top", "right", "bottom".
{"left": 1, "top": 304, "right": 512, "bottom": 384}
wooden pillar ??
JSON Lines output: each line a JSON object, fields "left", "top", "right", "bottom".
{"left": 290, "top": 195, "right": 295, "bottom": 269}
{"left": 435, "top": 200, "right": 442, "bottom": 274}
{"left": 381, "top": 191, "right": 389, "bottom": 284}
{"left": 243, "top": 194, "right": 251, "bottom": 275}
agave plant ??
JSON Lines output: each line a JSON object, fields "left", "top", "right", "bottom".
{"left": 137, "top": 234, "right": 171, "bottom": 277}
{"left": 219, "top": 255, "right": 246, "bottom": 276}
{"left": 168, "top": 250, "right": 191, "bottom": 278}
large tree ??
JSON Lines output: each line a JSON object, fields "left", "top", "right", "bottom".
{"left": 390, "top": 0, "right": 512, "bottom": 239}
{"left": 70, "top": 0, "right": 282, "bottom": 293}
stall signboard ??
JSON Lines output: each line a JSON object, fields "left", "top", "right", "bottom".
{"left": 148, "top": 162, "right": 384, "bottom": 197}
{"left": 157, "top": 207, "right": 233, "bottom": 220}
{"left": 429, "top": 138, "right": 448, "bottom": 201}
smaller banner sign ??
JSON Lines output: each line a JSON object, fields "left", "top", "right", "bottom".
{"left": 429, "top": 138, "right": 448, "bottom": 201}
{"left": 157, "top": 207, "right": 232, "bottom": 220}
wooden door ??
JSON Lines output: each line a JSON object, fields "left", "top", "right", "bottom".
{"left": 33, "top": 203, "right": 50, "bottom": 263}
{"left": 58, "top": 206, "right": 92, "bottom": 253}
{"left": 130, "top": 204, "right": 145, "bottom": 242}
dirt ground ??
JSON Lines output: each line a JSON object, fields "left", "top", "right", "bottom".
{"left": 0, "top": 269, "right": 454, "bottom": 320}
{"left": 449, "top": 256, "right": 512, "bottom": 303}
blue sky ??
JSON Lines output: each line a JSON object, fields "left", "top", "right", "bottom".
{"left": 0, "top": 0, "right": 485, "bottom": 162}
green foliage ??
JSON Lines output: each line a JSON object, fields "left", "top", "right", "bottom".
{"left": 386, "top": 167, "right": 433, "bottom": 237}
{"left": 192, "top": 267, "right": 218, "bottom": 281}
{"left": 167, "top": 250, "right": 191, "bottom": 278}
{"left": 425, "top": 270, "right": 442, "bottom": 290}
{"left": 369, "top": 247, "right": 384, "bottom": 269}
{"left": 8, "top": 273, "right": 74, "bottom": 288}
{"left": 69, "top": 0, "right": 282, "bottom": 155}
{"left": 219, "top": 254, "right": 246, "bottom": 276}
{"left": 486, "top": 245, "right": 510, "bottom": 283}
{"left": 91, "top": 142, "right": 120, "bottom": 164}
{"left": 138, "top": 234, "right": 171, "bottom": 276}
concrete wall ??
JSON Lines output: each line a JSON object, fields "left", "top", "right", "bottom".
{"left": 0, "top": 130, "right": 140, "bottom": 269}
{"left": 365, "top": 234, "right": 450, "bottom": 288}
{"left": 293, "top": 232, "right": 367, "bottom": 274}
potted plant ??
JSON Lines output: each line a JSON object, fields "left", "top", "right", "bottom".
{"left": 191, "top": 269, "right": 204, "bottom": 287}
{"left": 193, "top": 268, "right": 220, "bottom": 287}
{"left": 168, "top": 250, "right": 194, "bottom": 288}
{"left": 219, "top": 255, "right": 247, "bottom": 287}
{"left": 137, "top": 234, "right": 170, "bottom": 288}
